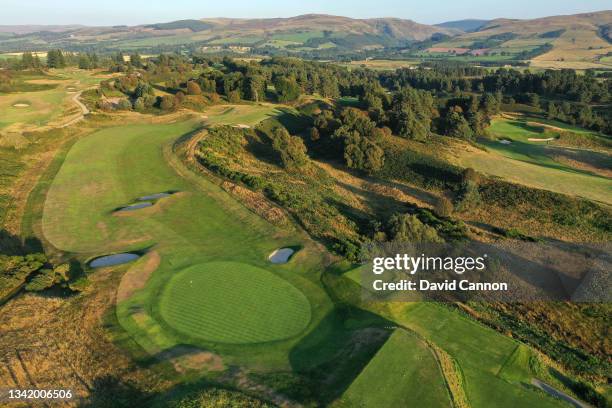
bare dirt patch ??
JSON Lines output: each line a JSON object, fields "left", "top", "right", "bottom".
{"left": 116, "top": 251, "right": 160, "bottom": 303}
{"left": 156, "top": 346, "right": 224, "bottom": 373}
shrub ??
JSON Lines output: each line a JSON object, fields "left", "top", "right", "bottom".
{"left": 435, "top": 196, "right": 454, "bottom": 218}
{"left": 387, "top": 213, "right": 443, "bottom": 243}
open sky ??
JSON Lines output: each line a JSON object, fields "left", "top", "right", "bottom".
{"left": 1, "top": 0, "right": 611, "bottom": 26}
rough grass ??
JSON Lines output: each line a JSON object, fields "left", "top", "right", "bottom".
{"left": 336, "top": 329, "right": 451, "bottom": 408}
{"left": 159, "top": 261, "right": 311, "bottom": 344}
{"left": 202, "top": 104, "right": 287, "bottom": 127}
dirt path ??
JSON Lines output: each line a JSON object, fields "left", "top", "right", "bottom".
{"left": 59, "top": 90, "right": 91, "bottom": 128}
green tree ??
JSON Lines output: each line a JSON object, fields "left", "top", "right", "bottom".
{"left": 78, "top": 54, "right": 92, "bottom": 69}
{"left": 47, "top": 49, "right": 66, "bottom": 68}
{"left": 435, "top": 196, "right": 454, "bottom": 217}
{"left": 445, "top": 107, "right": 473, "bottom": 139}
{"left": 186, "top": 81, "right": 202, "bottom": 95}
{"left": 273, "top": 76, "right": 301, "bottom": 102}
{"left": 271, "top": 127, "right": 308, "bottom": 169}
{"left": 343, "top": 133, "right": 385, "bottom": 174}
{"left": 388, "top": 214, "right": 442, "bottom": 243}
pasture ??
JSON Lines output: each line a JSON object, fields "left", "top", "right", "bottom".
{"left": 336, "top": 329, "right": 450, "bottom": 408}
{"left": 454, "top": 115, "right": 612, "bottom": 204}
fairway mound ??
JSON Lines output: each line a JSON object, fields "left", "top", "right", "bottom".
{"left": 116, "top": 251, "right": 160, "bottom": 303}
{"left": 12, "top": 103, "right": 30, "bottom": 108}
{"left": 159, "top": 261, "right": 311, "bottom": 344}
{"left": 269, "top": 248, "right": 295, "bottom": 264}
{"left": 89, "top": 253, "right": 140, "bottom": 268}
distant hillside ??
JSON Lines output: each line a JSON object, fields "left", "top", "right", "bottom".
{"left": 0, "top": 25, "right": 83, "bottom": 35}
{"left": 425, "top": 11, "right": 612, "bottom": 69}
{"left": 436, "top": 19, "right": 489, "bottom": 33}
{"left": 1, "top": 11, "right": 611, "bottom": 68}
{"left": 0, "top": 14, "right": 455, "bottom": 53}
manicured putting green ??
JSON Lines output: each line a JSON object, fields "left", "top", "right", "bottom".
{"left": 159, "top": 261, "right": 311, "bottom": 344}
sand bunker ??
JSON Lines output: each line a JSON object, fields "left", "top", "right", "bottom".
{"left": 233, "top": 124, "right": 251, "bottom": 129}
{"left": 269, "top": 248, "right": 295, "bottom": 264}
{"left": 528, "top": 137, "right": 556, "bottom": 142}
{"left": 12, "top": 103, "right": 30, "bottom": 108}
{"left": 498, "top": 139, "right": 512, "bottom": 145}
{"left": 66, "top": 87, "right": 78, "bottom": 93}
{"left": 117, "top": 202, "right": 153, "bottom": 212}
{"left": 138, "top": 192, "right": 173, "bottom": 201}
{"left": 90, "top": 253, "right": 140, "bottom": 268}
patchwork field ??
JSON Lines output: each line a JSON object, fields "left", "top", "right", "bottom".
{"left": 453, "top": 115, "right": 612, "bottom": 205}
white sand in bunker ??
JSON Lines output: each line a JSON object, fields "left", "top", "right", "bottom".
{"left": 233, "top": 124, "right": 251, "bottom": 129}
{"left": 12, "top": 103, "right": 30, "bottom": 108}
{"left": 498, "top": 139, "right": 512, "bottom": 145}
{"left": 269, "top": 248, "right": 295, "bottom": 264}
{"left": 528, "top": 137, "right": 556, "bottom": 142}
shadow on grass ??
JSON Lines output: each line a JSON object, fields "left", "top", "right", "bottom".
{"left": 289, "top": 306, "right": 392, "bottom": 404}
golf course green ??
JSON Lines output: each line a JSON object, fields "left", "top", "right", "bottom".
{"left": 39, "top": 111, "right": 578, "bottom": 405}
{"left": 159, "top": 261, "right": 311, "bottom": 344}
{"left": 457, "top": 116, "right": 612, "bottom": 204}
{"left": 41, "top": 114, "right": 333, "bottom": 368}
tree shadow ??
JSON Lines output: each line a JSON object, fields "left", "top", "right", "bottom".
{"left": 289, "top": 306, "right": 392, "bottom": 405}
{"left": 0, "top": 229, "right": 24, "bottom": 256}
{"left": 78, "top": 375, "right": 149, "bottom": 408}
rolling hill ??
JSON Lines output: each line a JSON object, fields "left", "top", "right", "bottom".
{"left": 0, "top": 11, "right": 611, "bottom": 68}
{"left": 0, "top": 14, "right": 457, "bottom": 53}
{"left": 435, "top": 19, "right": 490, "bottom": 33}
{"left": 427, "top": 11, "right": 612, "bottom": 68}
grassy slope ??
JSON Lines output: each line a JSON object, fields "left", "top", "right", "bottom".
{"left": 394, "top": 303, "right": 567, "bottom": 408}
{"left": 336, "top": 329, "right": 451, "bottom": 408}
{"left": 41, "top": 114, "right": 334, "bottom": 370}
{"left": 454, "top": 116, "right": 611, "bottom": 205}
